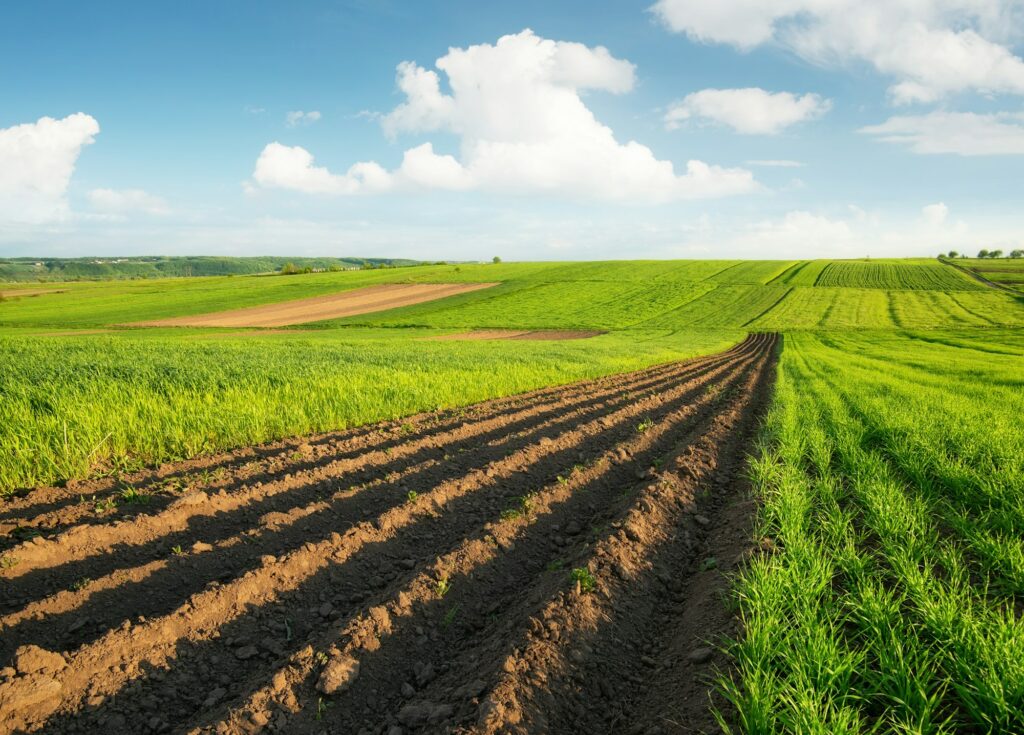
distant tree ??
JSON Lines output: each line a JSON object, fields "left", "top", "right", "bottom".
{"left": 1011, "top": 249, "right": 1024, "bottom": 259}
{"left": 492, "top": 256, "right": 502, "bottom": 264}
{"left": 947, "top": 250, "right": 959, "bottom": 258}
{"left": 978, "top": 249, "right": 990, "bottom": 259}
{"left": 990, "top": 249, "right": 1004, "bottom": 258}
{"left": 280, "top": 262, "right": 301, "bottom": 275}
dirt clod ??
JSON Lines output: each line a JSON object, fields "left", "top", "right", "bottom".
{"left": 14, "top": 646, "right": 66, "bottom": 675}
{"left": 316, "top": 655, "right": 360, "bottom": 695}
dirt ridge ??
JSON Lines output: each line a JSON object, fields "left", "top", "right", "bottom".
{"left": 0, "top": 334, "right": 778, "bottom": 735}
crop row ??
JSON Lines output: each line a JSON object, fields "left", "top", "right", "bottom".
{"left": 724, "top": 330, "right": 1024, "bottom": 731}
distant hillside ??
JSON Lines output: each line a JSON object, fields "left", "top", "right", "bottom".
{"left": 0, "top": 256, "right": 421, "bottom": 282}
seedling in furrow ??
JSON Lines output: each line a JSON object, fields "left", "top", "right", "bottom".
{"left": 119, "top": 486, "right": 150, "bottom": 504}
{"left": 94, "top": 497, "right": 117, "bottom": 514}
{"left": 637, "top": 417, "right": 654, "bottom": 433}
{"left": 0, "top": 555, "right": 18, "bottom": 569}
{"left": 571, "top": 567, "right": 596, "bottom": 594}
{"left": 406, "top": 490, "right": 419, "bottom": 503}
{"left": 546, "top": 559, "right": 565, "bottom": 572}
{"left": 436, "top": 577, "right": 452, "bottom": 598}
{"left": 71, "top": 577, "right": 92, "bottom": 592}
{"left": 170, "top": 544, "right": 184, "bottom": 556}
{"left": 442, "top": 603, "right": 461, "bottom": 628}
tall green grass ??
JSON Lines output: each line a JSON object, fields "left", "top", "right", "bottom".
{"left": 0, "top": 328, "right": 740, "bottom": 493}
{"left": 721, "top": 330, "right": 1024, "bottom": 733}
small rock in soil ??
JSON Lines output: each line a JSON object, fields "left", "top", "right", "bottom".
{"left": 429, "top": 703, "right": 454, "bottom": 723}
{"left": 565, "top": 520, "right": 582, "bottom": 536}
{"left": 693, "top": 514, "right": 711, "bottom": 527}
{"left": 401, "top": 682, "right": 415, "bottom": 698}
{"left": 414, "top": 661, "right": 436, "bottom": 687}
{"left": 234, "top": 645, "right": 259, "bottom": 660}
{"left": 204, "top": 687, "right": 226, "bottom": 707}
{"left": 688, "top": 647, "right": 713, "bottom": 664}
{"left": 397, "top": 702, "right": 433, "bottom": 726}
{"left": 317, "top": 654, "right": 360, "bottom": 695}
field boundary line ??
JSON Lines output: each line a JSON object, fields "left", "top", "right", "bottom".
{"left": 741, "top": 287, "right": 792, "bottom": 327}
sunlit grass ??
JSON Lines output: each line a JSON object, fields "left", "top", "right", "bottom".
{"left": 721, "top": 329, "right": 1024, "bottom": 732}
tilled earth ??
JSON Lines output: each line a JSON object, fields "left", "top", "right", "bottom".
{"left": 0, "top": 333, "right": 778, "bottom": 735}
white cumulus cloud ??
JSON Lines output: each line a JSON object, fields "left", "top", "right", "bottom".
{"left": 665, "top": 88, "right": 831, "bottom": 134}
{"left": 0, "top": 113, "right": 99, "bottom": 223}
{"left": 253, "top": 142, "right": 392, "bottom": 194}
{"left": 860, "top": 111, "right": 1024, "bottom": 155}
{"left": 651, "top": 0, "right": 1024, "bottom": 104}
{"left": 922, "top": 202, "right": 949, "bottom": 226}
{"left": 252, "top": 29, "right": 757, "bottom": 202}
{"left": 88, "top": 188, "right": 169, "bottom": 216}
{"left": 285, "top": 110, "right": 322, "bottom": 127}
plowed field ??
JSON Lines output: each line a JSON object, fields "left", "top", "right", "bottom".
{"left": 0, "top": 334, "right": 778, "bottom": 735}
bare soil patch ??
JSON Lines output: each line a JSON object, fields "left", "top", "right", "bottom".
{"left": 433, "top": 329, "right": 604, "bottom": 341}
{"left": 0, "top": 289, "right": 66, "bottom": 300}
{"left": 130, "top": 283, "right": 499, "bottom": 328}
{"left": 0, "top": 335, "right": 778, "bottom": 735}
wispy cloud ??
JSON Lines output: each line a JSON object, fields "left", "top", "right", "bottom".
{"left": 285, "top": 110, "right": 322, "bottom": 127}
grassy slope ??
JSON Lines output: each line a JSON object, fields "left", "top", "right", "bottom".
{"left": 3, "top": 258, "right": 1016, "bottom": 332}
{"left": 723, "top": 330, "right": 1024, "bottom": 733}
{"left": 1, "top": 258, "right": 1022, "bottom": 496}
{"left": 954, "top": 258, "right": 1024, "bottom": 293}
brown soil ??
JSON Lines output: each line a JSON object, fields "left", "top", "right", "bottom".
{"left": 432, "top": 330, "right": 604, "bottom": 341}
{"left": 0, "top": 289, "right": 66, "bottom": 300}
{"left": 130, "top": 283, "right": 499, "bottom": 328}
{"left": 0, "top": 334, "right": 778, "bottom": 735}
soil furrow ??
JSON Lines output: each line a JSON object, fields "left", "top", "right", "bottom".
{"left": 0, "top": 339, "right": 751, "bottom": 564}
{"left": 186, "top": 334, "right": 777, "bottom": 735}
{"left": 0, "top": 337, "right": 772, "bottom": 734}
{"left": 0, "top": 340, "right": 722, "bottom": 525}
{"left": 0, "top": 342, "right": 749, "bottom": 619}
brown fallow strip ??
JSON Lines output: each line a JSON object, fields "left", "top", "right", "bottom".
{"left": 432, "top": 329, "right": 604, "bottom": 341}
{"left": 0, "top": 289, "right": 66, "bottom": 300}
{"left": 129, "top": 282, "right": 499, "bottom": 328}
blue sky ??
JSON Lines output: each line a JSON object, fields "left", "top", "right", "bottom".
{"left": 2, "top": 0, "right": 1023, "bottom": 260}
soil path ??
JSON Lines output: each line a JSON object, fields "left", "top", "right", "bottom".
{"left": 0, "top": 334, "right": 778, "bottom": 734}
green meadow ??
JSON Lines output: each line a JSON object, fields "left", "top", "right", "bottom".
{"left": 3, "top": 256, "right": 1024, "bottom": 731}
{"left": 725, "top": 330, "right": 1024, "bottom": 733}
{"left": 2, "top": 257, "right": 1022, "bottom": 495}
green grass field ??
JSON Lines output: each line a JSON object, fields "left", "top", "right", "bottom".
{"left": 0, "top": 327, "right": 740, "bottom": 492}
{"left": 2, "top": 257, "right": 1023, "bottom": 494}
{"left": 954, "top": 258, "right": 1024, "bottom": 294}
{"left": 724, "top": 330, "right": 1024, "bottom": 733}
{"left": 2, "top": 256, "right": 1023, "bottom": 732}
